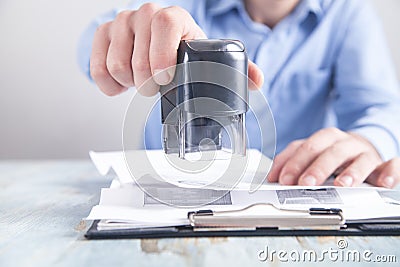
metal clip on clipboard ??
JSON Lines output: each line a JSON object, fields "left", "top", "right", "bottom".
{"left": 188, "top": 203, "right": 345, "bottom": 231}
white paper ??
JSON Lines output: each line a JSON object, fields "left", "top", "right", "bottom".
{"left": 90, "top": 149, "right": 272, "bottom": 190}
{"left": 86, "top": 178, "right": 400, "bottom": 225}
{"left": 87, "top": 149, "right": 400, "bottom": 229}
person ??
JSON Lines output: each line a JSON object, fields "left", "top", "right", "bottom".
{"left": 77, "top": 0, "right": 400, "bottom": 188}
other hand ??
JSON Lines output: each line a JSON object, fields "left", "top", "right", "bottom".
{"left": 268, "top": 127, "right": 385, "bottom": 187}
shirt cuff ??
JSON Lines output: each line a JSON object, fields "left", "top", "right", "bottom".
{"left": 350, "top": 126, "right": 399, "bottom": 161}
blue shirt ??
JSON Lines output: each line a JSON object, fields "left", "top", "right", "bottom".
{"left": 78, "top": 0, "right": 400, "bottom": 160}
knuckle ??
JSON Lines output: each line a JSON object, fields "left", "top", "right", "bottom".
{"left": 112, "top": 11, "right": 133, "bottom": 31}
{"left": 316, "top": 127, "right": 343, "bottom": 139}
{"left": 329, "top": 142, "right": 344, "bottom": 156}
{"left": 116, "top": 10, "right": 132, "bottom": 21}
{"left": 300, "top": 141, "right": 320, "bottom": 154}
{"left": 95, "top": 22, "right": 111, "bottom": 35}
{"left": 107, "top": 60, "right": 132, "bottom": 76}
{"left": 325, "top": 127, "right": 342, "bottom": 135}
{"left": 90, "top": 64, "right": 108, "bottom": 81}
{"left": 367, "top": 146, "right": 380, "bottom": 157}
{"left": 152, "top": 8, "right": 179, "bottom": 26}
{"left": 271, "top": 153, "right": 285, "bottom": 166}
{"left": 288, "top": 140, "right": 303, "bottom": 150}
{"left": 361, "top": 152, "right": 381, "bottom": 168}
{"left": 353, "top": 152, "right": 379, "bottom": 169}
{"left": 282, "top": 163, "right": 303, "bottom": 176}
{"left": 132, "top": 58, "right": 150, "bottom": 73}
{"left": 364, "top": 144, "right": 382, "bottom": 160}
{"left": 167, "top": 5, "right": 188, "bottom": 15}
{"left": 138, "top": 2, "right": 160, "bottom": 16}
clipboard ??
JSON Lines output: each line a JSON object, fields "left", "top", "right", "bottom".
{"left": 85, "top": 204, "right": 400, "bottom": 239}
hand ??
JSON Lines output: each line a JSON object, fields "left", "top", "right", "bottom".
{"left": 267, "top": 127, "right": 384, "bottom": 187}
{"left": 366, "top": 158, "right": 400, "bottom": 188}
{"left": 90, "top": 3, "right": 264, "bottom": 97}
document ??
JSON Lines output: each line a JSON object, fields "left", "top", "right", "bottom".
{"left": 89, "top": 149, "right": 271, "bottom": 190}
{"left": 86, "top": 150, "right": 400, "bottom": 230}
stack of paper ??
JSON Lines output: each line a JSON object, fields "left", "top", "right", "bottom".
{"left": 85, "top": 150, "right": 400, "bottom": 231}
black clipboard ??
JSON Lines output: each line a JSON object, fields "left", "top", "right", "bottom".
{"left": 85, "top": 205, "right": 400, "bottom": 239}
{"left": 85, "top": 220, "right": 400, "bottom": 239}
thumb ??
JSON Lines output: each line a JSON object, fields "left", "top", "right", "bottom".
{"left": 248, "top": 60, "right": 264, "bottom": 90}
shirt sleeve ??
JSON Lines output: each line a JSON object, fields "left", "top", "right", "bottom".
{"left": 333, "top": 1, "right": 400, "bottom": 161}
{"left": 76, "top": 0, "right": 199, "bottom": 81}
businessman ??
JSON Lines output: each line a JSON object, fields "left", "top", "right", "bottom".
{"left": 78, "top": 0, "right": 400, "bottom": 188}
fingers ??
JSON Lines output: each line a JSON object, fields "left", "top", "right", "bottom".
{"left": 149, "top": 6, "right": 206, "bottom": 85}
{"left": 267, "top": 140, "right": 304, "bottom": 183}
{"left": 272, "top": 128, "right": 384, "bottom": 187}
{"left": 298, "top": 138, "right": 376, "bottom": 186}
{"left": 333, "top": 152, "right": 380, "bottom": 187}
{"left": 91, "top": 6, "right": 263, "bottom": 96}
{"left": 91, "top": 5, "right": 207, "bottom": 97}
{"left": 107, "top": 11, "right": 135, "bottom": 88}
{"left": 366, "top": 158, "right": 400, "bottom": 188}
{"left": 278, "top": 128, "right": 347, "bottom": 185}
{"left": 132, "top": 3, "right": 161, "bottom": 96}
{"left": 90, "top": 22, "right": 127, "bottom": 96}
{"left": 248, "top": 60, "right": 264, "bottom": 90}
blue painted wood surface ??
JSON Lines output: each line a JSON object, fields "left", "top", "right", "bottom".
{"left": 0, "top": 161, "right": 399, "bottom": 267}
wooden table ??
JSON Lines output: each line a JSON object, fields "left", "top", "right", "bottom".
{"left": 0, "top": 161, "right": 399, "bottom": 267}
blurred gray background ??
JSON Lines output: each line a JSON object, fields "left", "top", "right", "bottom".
{"left": 0, "top": 0, "right": 399, "bottom": 159}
